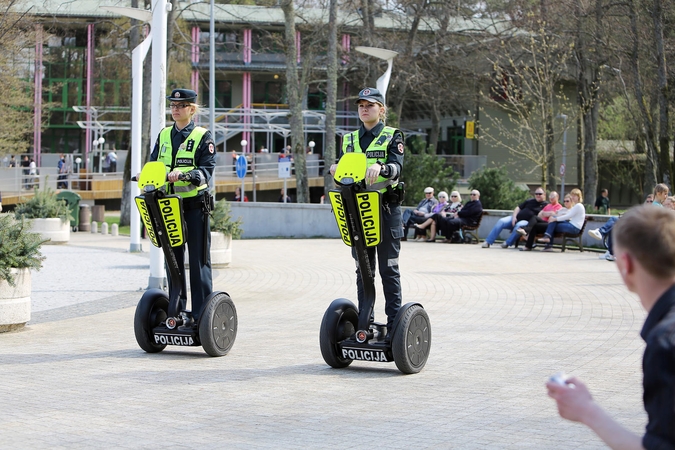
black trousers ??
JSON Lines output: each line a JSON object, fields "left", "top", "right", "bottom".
{"left": 353, "top": 203, "right": 403, "bottom": 329}
{"left": 167, "top": 204, "right": 212, "bottom": 321}
{"left": 524, "top": 216, "right": 549, "bottom": 249}
{"left": 403, "top": 212, "right": 427, "bottom": 238}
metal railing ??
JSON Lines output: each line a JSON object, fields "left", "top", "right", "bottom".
{"left": 1, "top": 155, "right": 483, "bottom": 200}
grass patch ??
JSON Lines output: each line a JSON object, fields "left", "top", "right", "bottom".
{"left": 103, "top": 212, "right": 130, "bottom": 236}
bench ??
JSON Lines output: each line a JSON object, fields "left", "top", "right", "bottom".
{"left": 514, "top": 217, "right": 588, "bottom": 252}
{"left": 460, "top": 211, "right": 485, "bottom": 244}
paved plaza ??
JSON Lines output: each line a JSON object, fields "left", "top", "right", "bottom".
{"left": 0, "top": 232, "right": 646, "bottom": 449}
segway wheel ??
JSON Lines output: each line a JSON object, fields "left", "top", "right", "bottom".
{"left": 199, "top": 292, "right": 238, "bottom": 357}
{"left": 319, "top": 298, "right": 359, "bottom": 368}
{"left": 134, "top": 289, "right": 170, "bottom": 353}
{"left": 392, "top": 305, "right": 431, "bottom": 374}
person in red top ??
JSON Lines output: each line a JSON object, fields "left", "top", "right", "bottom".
{"left": 519, "top": 191, "right": 562, "bottom": 251}
{"left": 234, "top": 186, "right": 248, "bottom": 202}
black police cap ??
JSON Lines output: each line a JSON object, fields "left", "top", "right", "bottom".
{"left": 355, "top": 87, "right": 385, "bottom": 105}
{"left": 167, "top": 89, "right": 197, "bottom": 102}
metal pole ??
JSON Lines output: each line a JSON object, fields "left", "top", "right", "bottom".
{"left": 148, "top": 0, "right": 171, "bottom": 290}
{"left": 209, "top": 0, "right": 216, "bottom": 192}
{"left": 130, "top": 33, "right": 152, "bottom": 253}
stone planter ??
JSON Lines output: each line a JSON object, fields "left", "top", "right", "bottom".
{"left": 30, "top": 218, "right": 70, "bottom": 244}
{"left": 0, "top": 268, "right": 31, "bottom": 332}
{"left": 185, "top": 232, "right": 232, "bottom": 269}
{"left": 210, "top": 231, "right": 232, "bottom": 268}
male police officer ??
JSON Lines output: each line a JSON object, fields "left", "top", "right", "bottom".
{"left": 330, "top": 87, "right": 405, "bottom": 336}
{"left": 150, "top": 88, "right": 215, "bottom": 324}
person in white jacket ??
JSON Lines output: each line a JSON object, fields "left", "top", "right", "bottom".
{"left": 537, "top": 188, "right": 585, "bottom": 252}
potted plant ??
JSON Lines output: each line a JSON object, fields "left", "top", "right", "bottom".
{"left": 209, "top": 198, "right": 243, "bottom": 268}
{"left": 14, "top": 186, "right": 72, "bottom": 244}
{"left": 0, "top": 214, "right": 47, "bottom": 332}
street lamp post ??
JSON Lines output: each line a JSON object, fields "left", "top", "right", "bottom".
{"left": 240, "top": 139, "right": 247, "bottom": 202}
{"left": 73, "top": 157, "right": 82, "bottom": 190}
{"left": 93, "top": 136, "right": 105, "bottom": 173}
{"left": 557, "top": 114, "right": 568, "bottom": 197}
{"left": 308, "top": 140, "right": 315, "bottom": 153}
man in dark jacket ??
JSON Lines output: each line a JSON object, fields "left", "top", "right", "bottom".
{"left": 482, "top": 188, "right": 548, "bottom": 248}
{"left": 438, "top": 189, "right": 483, "bottom": 237}
{"left": 547, "top": 206, "right": 675, "bottom": 449}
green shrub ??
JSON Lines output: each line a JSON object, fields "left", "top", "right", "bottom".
{"left": 14, "top": 186, "right": 71, "bottom": 221}
{"left": 468, "top": 167, "right": 530, "bottom": 209}
{"left": 0, "top": 214, "right": 47, "bottom": 286}
{"left": 210, "top": 199, "right": 243, "bottom": 239}
{"left": 400, "top": 137, "right": 459, "bottom": 205}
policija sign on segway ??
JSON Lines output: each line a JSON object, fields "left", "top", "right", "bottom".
{"left": 133, "top": 162, "right": 238, "bottom": 357}
{"left": 321, "top": 153, "right": 431, "bottom": 374}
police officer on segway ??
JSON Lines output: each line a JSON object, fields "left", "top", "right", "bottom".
{"left": 149, "top": 88, "right": 215, "bottom": 326}
{"left": 330, "top": 87, "right": 405, "bottom": 337}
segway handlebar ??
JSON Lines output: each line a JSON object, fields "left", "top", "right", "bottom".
{"left": 131, "top": 171, "right": 192, "bottom": 183}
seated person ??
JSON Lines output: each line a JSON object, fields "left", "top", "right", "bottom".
{"left": 401, "top": 187, "right": 438, "bottom": 241}
{"left": 482, "top": 187, "right": 548, "bottom": 249}
{"left": 434, "top": 189, "right": 482, "bottom": 242}
{"left": 519, "top": 191, "right": 563, "bottom": 251}
{"left": 589, "top": 190, "right": 663, "bottom": 262}
{"left": 414, "top": 191, "right": 462, "bottom": 242}
{"left": 537, "top": 188, "right": 585, "bottom": 252}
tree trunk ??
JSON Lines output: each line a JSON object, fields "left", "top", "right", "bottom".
{"left": 323, "top": 0, "right": 338, "bottom": 198}
{"left": 428, "top": 102, "right": 441, "bottom": 154}
{"left": 359, "top": 0, "right": 378, "bottom": 86}
{"left": 166, "top": 0, "right": 178, "bottom": 76}
{"left": 582, "top": 100, "right": 599, "bottom": 204}
{"left": 576, "top": 108, "right": 583, "bottom": 190}
{"left": 281, "top": 0, "right": 308, "bottom": 203}
{"left": 120, "top": 6, "right": 140, "bottom": 228}
{"left": 628, "top": 0, "right": 659, "bottom": 190}
{"left": 546, "top": 112, "right": 556, "bottom": 193}
{"left": 653, "top": 0, "right": 670, "bottom": 186}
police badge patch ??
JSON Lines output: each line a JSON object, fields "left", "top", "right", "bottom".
{"left": 209, "top": 143, "right": 215, "bottom": 154}
{"left": 397, "top": 143, "right": 404, "bottom": 154}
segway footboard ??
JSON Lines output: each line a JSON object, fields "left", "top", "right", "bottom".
{"left": 337, "top": 339, "right": 393, "bottom": 363}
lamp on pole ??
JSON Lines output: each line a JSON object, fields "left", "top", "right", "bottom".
{"left": 93, "top": 136, "right": 105, "bottom": 173}
{"left": 308, "top": 140, "right": 315, "bottom": 154}
{"left": 556, "top": 114, "right": 568, "bottom": 197}
{"left": 354, "top": 46, "right": 399, "bottom": 102}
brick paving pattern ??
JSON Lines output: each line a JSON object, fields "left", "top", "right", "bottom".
{"left": 0, "top": 233, "right": 646, "bottom": 448}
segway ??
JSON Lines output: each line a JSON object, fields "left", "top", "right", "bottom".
{"left": 132, "top": 162, "right": 237, "bottom": 357}
{"left": 320, "top": 153, "right": 431, "bottom": 374}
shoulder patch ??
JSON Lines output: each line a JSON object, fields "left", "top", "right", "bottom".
{"left": 397, "top": 143, "right": 404, "bottom": 154}
{"left": 209, "top": 143, "right": 215, "bottom": 154}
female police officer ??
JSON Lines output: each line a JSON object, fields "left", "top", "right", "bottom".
{"left": 330, "top": 87, "right": 405, "bottom": 337}
{"left": 150, "top": 88, "right": 215, "bottom": 325}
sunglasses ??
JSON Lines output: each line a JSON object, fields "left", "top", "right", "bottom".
{"left": 170, "top": 103, "right": 190, "bottom": 110}
{"left": 564, "top": 199, "right": 571, "bottom": 202}
{"left": 535, "top": 192, "right": 544, "bottom": 195}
